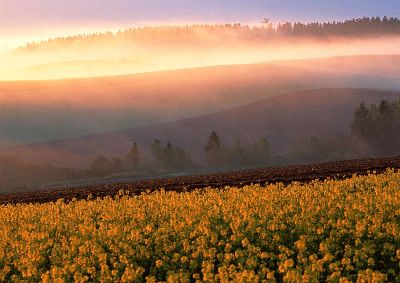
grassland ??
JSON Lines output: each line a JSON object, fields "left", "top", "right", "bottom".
{"left": 1, "top": 170, "right": 400, "bottom": 282}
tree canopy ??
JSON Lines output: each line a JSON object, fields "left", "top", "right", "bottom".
{"left": 352, "top": 100, "right": 400, "bottom": 155}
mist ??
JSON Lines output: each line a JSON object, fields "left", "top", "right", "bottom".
{"left": 1, "top": 26, "right": 400, "bottom": 80}
{"left": 1, "top": 22, "right": 400, "bottom": 191}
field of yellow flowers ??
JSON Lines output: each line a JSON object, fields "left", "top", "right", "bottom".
{"left": 1, "top": 170, "right": 400, "bottom": 282}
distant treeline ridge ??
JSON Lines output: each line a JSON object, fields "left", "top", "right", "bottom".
{"left": 18, "top": 17, "right": 400, "bottom": 51}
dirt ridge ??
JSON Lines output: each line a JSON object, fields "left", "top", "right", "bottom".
{"left": 1, "top": 156, "right": 400, "bottom": 205}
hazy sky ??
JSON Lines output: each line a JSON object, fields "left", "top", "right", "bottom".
{"left": 1, "top": 0, "right": 400, "bottom": 48}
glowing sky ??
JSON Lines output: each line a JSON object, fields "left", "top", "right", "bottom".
{"left": 1, "top": 0, "right": 400, "bottom": 49}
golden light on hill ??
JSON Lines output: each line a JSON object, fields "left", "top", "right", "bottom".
{"left": 1, "top": 26, "right": 399, "bottom": 81}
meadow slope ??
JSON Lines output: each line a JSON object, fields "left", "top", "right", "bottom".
{"left": 0, "top": 55, "right": 399, "bottom": 147}
{"left": 4, "top": 88, "right": 400, "bottom": 168}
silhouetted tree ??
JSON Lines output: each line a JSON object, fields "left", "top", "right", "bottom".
{"left": 351, "top": 99, "right": 400, "bottom": 156}
{"left": 151, "top": 140, "right": 192, "bottom": 171}
{"left": 151, "top": 139, "right": 163, "bottom": 163}
{"left": 204, "top": 131, "right": 225, "bottom": 166}
{"left": 125, "top": 142, "right": 141, "bottom": 170}
{"left": 351, "top": 102, "right": 371, "bottom": 137}
{"left": 17, "top": 17, "right": 400, "bottom": 53}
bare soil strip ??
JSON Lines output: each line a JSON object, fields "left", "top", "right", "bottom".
{"left": 1, "top": 157, "right": 400, "bottom": 205}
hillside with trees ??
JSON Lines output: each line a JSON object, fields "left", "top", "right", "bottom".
{"left": 4, "top": 87, "right": 400, "bottom": 169}
{"left": 85, "top": 97, "right": 400, "bottom": 179}
{"left": 3, "top": 93, "right": 400, "bottom": 191}
{"left": 17, "top": 17, "right": 400, "bottom": 52}
{"left": 352, "top": 100, "right": 400, "bottom": 156}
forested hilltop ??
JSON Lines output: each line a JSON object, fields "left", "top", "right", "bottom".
{"left": 18, "top": 17, "right": 400, "bottom": 51}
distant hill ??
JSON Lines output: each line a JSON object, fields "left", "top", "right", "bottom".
{"left": 5, "top": 88, "right": 400, "bottom": 168}
{"left": 1, "top": 55, "right": 400, "bottom": 147}
{"left": 14, "top": 18, "right": 400, "bottom": 54}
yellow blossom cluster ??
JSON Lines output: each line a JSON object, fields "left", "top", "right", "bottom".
{"left": 1, "top": 170, "right": 400, "bottom": 282}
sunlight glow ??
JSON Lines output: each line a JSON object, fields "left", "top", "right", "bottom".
{"left": 1, "top": 27, "right": 399, "bottom": 81}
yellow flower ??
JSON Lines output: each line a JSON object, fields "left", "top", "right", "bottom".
{"left": 155, "top": 260, "right": 163, "bottom": 268}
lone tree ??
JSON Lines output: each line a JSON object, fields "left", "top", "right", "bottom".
{"left": 204, "top": 130, "right": 224, "bottom": 166}
{"left": 125, "top": 142, "right": 141, "bottom": 170}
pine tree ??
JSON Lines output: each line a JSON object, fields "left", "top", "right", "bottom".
{"left": 204, "top": 131, "right": 224, "bottom": 166}
{"left": 351, "top": 102, "right": 371, "bottom": 137}
{"left": 125, "top": 142, "right": 141, "bottom": 170}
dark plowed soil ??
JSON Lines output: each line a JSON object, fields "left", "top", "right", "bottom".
{"left": 1, "top": 156, "right": 400, "bottom": 205}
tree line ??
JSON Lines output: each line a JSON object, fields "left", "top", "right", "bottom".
{"left": 352, "top": 99, "right": 400, "bottom": 156}
{"left": 88, "top": 133, "right": 270, "bottom": 177}
{"left": 275, "top": 16, "right": 400, "bottom": 36}
{"left": 2, "top": 98, "right": 400, "bottom": 189}
{"left": 89, "top": 96, "right": 400, "bottom": 177}
{"left": 19, "top": 17, "right": 400, "bottom": 51}
{"left": 289, "top": 99, "right": 400, "bottom": 164}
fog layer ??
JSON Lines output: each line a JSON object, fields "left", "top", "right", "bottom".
{"left": 1, "top": 27, "right": 400, "bottom": 80}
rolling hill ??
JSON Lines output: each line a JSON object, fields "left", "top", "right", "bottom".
{"left": 1, "top": 55, "right": 400, "bottom": 147}
{"left": 4, "top": 88, "right": 400, "bottom": 168}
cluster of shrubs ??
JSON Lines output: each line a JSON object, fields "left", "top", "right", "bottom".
{"left": 288, "top": 99, "right": 400, "bottom": 164}
{"left": 88, "top": 133, "right": 270, "bottom": 177}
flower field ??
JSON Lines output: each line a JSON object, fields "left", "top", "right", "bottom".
{"left": 1, "top": 170, "right": 400, "bottom": 282}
